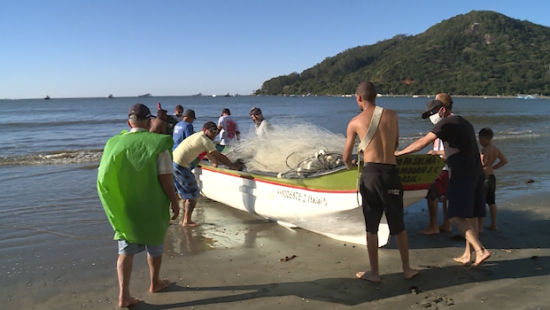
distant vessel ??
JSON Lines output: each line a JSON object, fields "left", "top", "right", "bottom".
{"left": 107, "top": 94, "right": 113, "bottom": 99}
{"left": 212, "top": 94, "right": 217, "bottom": 98}
{"left": 224, "top": 93, "right": 231, "bottom": 97}
{"left": 138, "top": 93, "right": 151, "bottom": 98}
{"left": 412, "top": 95, "right": 419, "bottom": 98}
{"left": 516, "top": 94, "right": 537, "bottom": 99}
{"left": 44, "top": 95, "right": 50, "bottom": 100}
{"left": 192, "top": 92, "right": 202, "bottom": 97}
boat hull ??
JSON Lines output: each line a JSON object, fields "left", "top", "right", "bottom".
{"left": 194, "top": 154, "right": 444, "bottom": 247}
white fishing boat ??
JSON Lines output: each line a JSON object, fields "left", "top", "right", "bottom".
{"left": 194, "top": 154, "right": 444, "bottom": 247}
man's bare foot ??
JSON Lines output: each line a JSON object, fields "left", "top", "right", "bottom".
{"left": 485, "top": 225, "right": 498, "bottom": 231}
{"left": 453, "top": 253, "right": 471, "bottom": 265}
{"left": 472, "top": 249, "right": 491, "bottom": 267}
{"left": 404, "top": 268, "right": 419, "bottom": 280}
{"left": 119, "top": 296, "right": 140, "bottom": 308}
{"left": 438, "top": 224, "right": 452, "bottom": 232}
{"left": 182, "top": 221, "right": 200, "bottom": 227}
{"left": 417, "top": 227, "right": 439, "bottom": 235}
{"left": 150, "top": 279, "right": 170, "bottom": 293}
{"left": 356, "top": 271, "right": 380, "bottom": 283}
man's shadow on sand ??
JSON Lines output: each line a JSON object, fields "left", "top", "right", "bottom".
{"left": 132, "top": 256, "right": 548, "bottom": 309}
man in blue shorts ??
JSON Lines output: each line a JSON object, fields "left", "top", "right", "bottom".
{"left": 395, "top": 98, "right": 491, "bottom": 267}
{"left": 172, "top": 121, "right": 242, "bottom": 226}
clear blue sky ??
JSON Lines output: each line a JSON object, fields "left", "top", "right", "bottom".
{"left": 1, "top": 0, "right": 548, "bottom": 99}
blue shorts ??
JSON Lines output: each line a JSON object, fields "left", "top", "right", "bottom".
{"left": 447, "top": 175, "right": 486, "bottom": 219}
{"left": 174, "top": 163, "right": 200, "bottom": 200}
{"left": 118, "top": 239, "right": 164, "bottom": 257}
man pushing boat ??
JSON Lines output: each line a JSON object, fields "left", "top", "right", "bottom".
{"left": 343, "top": 81, "right": 418, "bottom": 283}
{"left": 172, "top": 121, "right": 243, "bottom": 227}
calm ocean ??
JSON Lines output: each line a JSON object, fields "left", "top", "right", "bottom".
{"left": 0, "top": 95, "right": 549, "bottom": 275}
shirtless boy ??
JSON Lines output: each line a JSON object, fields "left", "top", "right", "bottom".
{"left": 478, "top": 128, "right": 508, "bottom": 231}
{"left": 343, "top": 81, "right": 418, "bottom": 283}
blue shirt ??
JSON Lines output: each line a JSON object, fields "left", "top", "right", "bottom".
{"left": 172, "top": 120, "right": 194, "bottom": 151}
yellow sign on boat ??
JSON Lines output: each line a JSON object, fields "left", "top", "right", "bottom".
{"left": 396, "top": 154, "right": 446, "bottom": 185}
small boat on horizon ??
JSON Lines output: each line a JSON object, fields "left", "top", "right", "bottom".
{"left": 44, "top": 95, "right": 50, "bottom": 100}
{"left": 516, "top": 94, "right": 537, "bottom": 99}
{"left": 192, "top": 92, "right": 202, "bottom": 97}
{"left": 138, "top": 93, "right": 151, "bottom": 98}
{"left": 224, "top": 93, "right": 231, "bottom": 97}
{"left": 107, "top": 94, "right": 113, "bottom": 99}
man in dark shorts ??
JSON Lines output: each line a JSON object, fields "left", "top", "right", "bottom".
{"left": 343, "top": 81, "right": 418, "bottom": 283}
{"left": 395, "top": 98, "right": 491, "bottom": 267}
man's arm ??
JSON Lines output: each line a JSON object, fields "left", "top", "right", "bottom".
{"left": 343, "top": 121, "right": 357, "bottom": 169}
{"left": 395, "top": 132, "right": 438, "bottom": 156}
{"left": 158, "top": 174, "right": 180, "bottom": 220}
{"left": 395, "top": 112, "right": 400, "bottom": 151}
{"left": 157, "top": 151, "right": 180, "bottom": 220}
{"left": 493, "top": 149, "right": 508, "bottom": 170}
{"left": 209, "top": 151, "right": 242, "bottom": 170}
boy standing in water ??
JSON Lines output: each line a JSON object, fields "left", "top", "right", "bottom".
{"left": 478, "top": 128, "right": 508, "bottom": 231}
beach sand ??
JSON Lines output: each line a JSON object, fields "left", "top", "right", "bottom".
{"left": 2, "top": 191, "right": 549, "bottom": 310}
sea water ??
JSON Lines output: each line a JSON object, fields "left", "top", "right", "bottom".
{"left": 0, "top": 96, "right": 549, "bottom": 272}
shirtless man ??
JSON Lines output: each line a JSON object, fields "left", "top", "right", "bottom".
{"left": 478, "top": 127, "right": 508, "bottom": 231}
{"left": 395, "top": 99, "right": 491, "bottom": 267}
{"left": 343, "top": 81, "right": 418, "bottom": 283}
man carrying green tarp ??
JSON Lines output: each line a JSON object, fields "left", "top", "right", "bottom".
{"left": 97, "top": 103, "right": 180, "bottom": 308}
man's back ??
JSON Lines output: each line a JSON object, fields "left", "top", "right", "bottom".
{"left": 480, "top": 144, "right": 502, "bottom": 175}
{"left": 354, "top": 107, "right": 399, "bottom": 165}
{"left": 431, "top": 115, "right": 483, "bottom": 178}
{"left": 173, "top": 120, "right": 194, "bottom": 150}
{"left": 218, "top": 115, "right": 239, "bottom": 144}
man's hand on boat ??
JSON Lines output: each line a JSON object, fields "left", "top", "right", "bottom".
{"left": 209, "top": 150, "right": 243, "bottom": 170}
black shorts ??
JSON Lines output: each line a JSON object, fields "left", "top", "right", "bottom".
{"left": 447, "top": 175, "right": 486, "bottom": 219}
{"left": 360, "top": 163, "right": 405, "bottom": 236}
{"left": 485, "top": 174, "right": 496, "bottom": 205}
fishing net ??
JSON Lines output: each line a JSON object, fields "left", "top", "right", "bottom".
{"left": 225, "top": 120, "right": 347, "bottom": 178}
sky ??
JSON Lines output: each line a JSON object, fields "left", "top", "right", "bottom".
{"left": 1, "top": 0, "right": 549, "bottom": 99}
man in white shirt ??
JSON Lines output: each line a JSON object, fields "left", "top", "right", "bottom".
{"left": 217, "top": 108, "right": 240, "bottom": 145}
{"left": 249, "top": 107, "right": 273, "bottom": 136}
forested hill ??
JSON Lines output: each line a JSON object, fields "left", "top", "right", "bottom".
{"left": 255, "top": 11, "right": 550, "bottom": 96}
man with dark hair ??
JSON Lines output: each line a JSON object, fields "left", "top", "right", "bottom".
{"left": 395, "top": 98, "right": 491, "bottom": 267}
{"left": 150, "top": 102, "right": 178, "bottom": 135}
{"left": 355, "top": 81, "right": 377, "bottom": 102}
{"left": 172, "top": 121, "right": 242, "bottom": 226}
{"left": 343, "top": 81, "right": 418, "bottom": 283}
{"left": 172, "top": 109, "right": 196, "bottom": 151}
{"left": 249, "top": 107, "right": 273, "bottom": 136}
{"left": 173, "top": 105, "right": 184, "bottom": 122}
{"left": 98, "top": 103, "right": 180, "bottom": 307}
{"left": 218, "top": 108, "right": 240, "bottom": 145}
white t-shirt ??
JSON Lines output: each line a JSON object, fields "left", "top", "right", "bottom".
{"left": 217, "top": 115, "right": 240, "bottom": 145}
{"left": 255, "top": 119, "right": 273, "bottom": 137}
{"left": 433, "top": 138, "right": 449, "bottom": 171}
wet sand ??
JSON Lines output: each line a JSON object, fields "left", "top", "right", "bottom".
{"left": 2, "top": 191, "right": 550, "bottom": 310}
